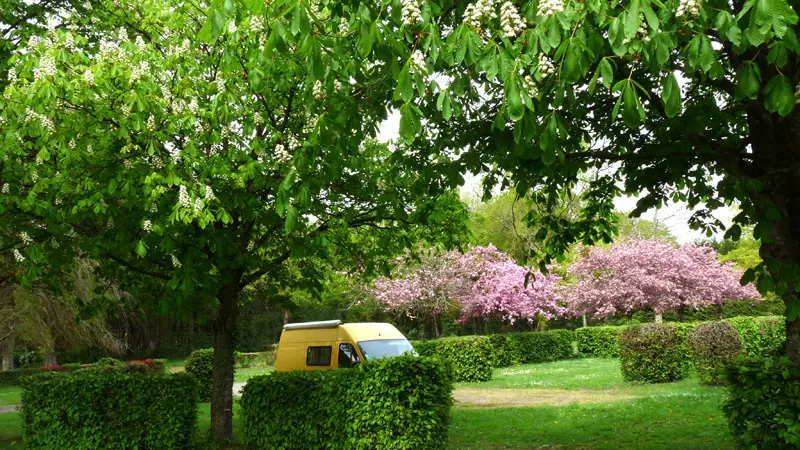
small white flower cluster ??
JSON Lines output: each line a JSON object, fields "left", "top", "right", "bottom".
{"left": 171, "top": 254, "right": 182, "bottom": 268}
{"left": 173, "top": 39, "right": 190, "bottom": 57}
{"left": 305, "top": 115, "right": 319, "bottom": 133}
{"left": 178, "top": 185, "right": 190, "bottom": 208}
{"left": 500, "top": 2, "right": 526, "bottom": 37}
{"left": 1, "top": 183, "right": 8, "bottom": 194}
{"left": 122, "top": 159, "right": 134, "bottom": 169}
{"left": 463, "top": 0, "right": 496, "bottom": 28}
{"left": 676, "top": 0, "right": 701, "bottom": 19}
{"left": 68, "top": 139, "right": 76, "bottom": 149}
{"left": 150, "top": 202, "right": 158, "bottom": 213}
{"left": 624, "top": 13, "right": 650, "bottom": 44}
{"left": 135, "top": 35, "right": 146, "bottom": 51}
{"left": 83, "top": 70, "right": 94, "bottom": 85}
{"left": 161, "top": 85, "right": 172, "bottom": 103}
{"left": 537, "top": 53, "right": 556, "bottom": 78}
{"left": 194, "top": 119, "right": 204, "bottom": 135}
{"left": 537, "top": 0, "right": 564, "bottom": 18}
{"left": 275, "top": 144, "right": 291, "bottom": 163}
{"left": 189, "top": 98, "right": 199, "bottom": 116}
{"left": 193, "top": 198, "right": 203, "bottom": 213}
{"left": 410, "top": 50, "right": 427, "bottom": 75}
{"left": 55, "top": 196, "right": 62, "bottom": 205}
{"left": 334, "top": 79, "right": 343, "bottom": 92}
{"left": 20, "top": 231, "right": 33, "bottom": 245}
{"left": 228, "top": 21, "right": 238, "bottom": 34}
{"left": 130, "top": 61, "right": 149, "bottom": 83}
{"left": 254, "top": 112, "right": 263, "bottom": 127}
{"left": 205, "top": 185, "right": 216, "bottom": 201}
{"left": 402, "top": 0, "right": 423, "bottom": 26}
{"left": 339, "top": 18, "right": 349, "bottom": 34}
{"left": 34, "top": 56, "right": 56, "bottom": 81}
{"left": 64, "top": 33, "right": 75, "bottom": 51}
{"left": 143, "top": 219, "right": 152, "bottom": 232}
{"left": 87, "top": 144, "right": 93, "bottom": 154}
{"left": 13, "top": 249, "right": 25, "bottom": 262}
{"left": 119, "top": 28, "right": 129, "bottom": 42}
{"left": 121, "top": 104, "right": 131, "bottom": 117}
{"left": 312, "top": 80, "right": 326, "bottom": 100}
{"left": 522, "top": 75, "right": 538, "bottom": 98}
{"left": 216, "top": 76, "right": 225, "bottom": 92}
{"left": 147, "top": 115, "right": 156, "bottom": 133}
{"left": 251, "top": 15, "right": 265, "bottom": 34}
{"left": 7, "top": 68, "right": 16, "bottom": 83}
{"left": 286, "top": 134, "right": 301, "bottom": 151}
{"left": 25, "top": 108, "right": 55, "bottom": 133}
{"left": 150, "top": 155, "right": 164, "bottom": 169}
{"left": 107, "top": 217, "right": 114, "bottom": 229}
{"left": 98, "top": 38, "right": 121, "bottom": 61}
{"left": 50, "top": 237, "right": 59, "bottom": 249}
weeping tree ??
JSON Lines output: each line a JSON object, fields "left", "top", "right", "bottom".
{"left": 0, "top": 0, "right": 467, "bottom": 440}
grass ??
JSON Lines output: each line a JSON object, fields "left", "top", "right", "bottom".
{"left": 0, "top": 388, "right": 20, "bottom": 406}
{"left": 0, "top": 413, "right": 21, "bottom": 449}
{"left": 233, "top": 367, "right": 273, "bottom": 383}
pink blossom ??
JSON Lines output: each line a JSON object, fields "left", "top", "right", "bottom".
{"left": 564, "top": 238, "right": 760, "bottom": 318}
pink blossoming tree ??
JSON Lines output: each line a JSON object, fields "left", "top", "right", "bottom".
{"left": 565, "top": 239, "right": 760, "bottom": 321}
{"left": 372, "top": 246, "right": 563, "bottom": 333}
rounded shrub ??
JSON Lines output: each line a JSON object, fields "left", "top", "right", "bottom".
{"left": 434, "top": 336, "right": 493, "bottom": 382}
{"left": 725, "top": 316, "right": 786, "bottom": 357}
{"left": 687, "top": 321, "right": 743, "bottom": 385}
{"left": 93, "top": 357, "right": 125, "bottom": 373}
{"left": 619, "top": 323, "right": 690, "bottom": 383}
{"left": 185, "top": 348, "right": 214, "bottom": 401}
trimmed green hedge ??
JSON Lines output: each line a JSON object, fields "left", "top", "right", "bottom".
{"left": 576, "top": 326, "right": 623, "bottom": 357}
{"left": 620, "top": 323, "right": 691, "bottom": 383}
{"left": 724, "top": 357, "right": 800, "bottom": 449}
{"left": 487, "top": 334, "right": 521, "bottom": 367}
{"left": 0, "top": 368, "right": 40, "bottom": 386}
{"left": 687, "top": 321, "right": 743, "bottom": 385}
{"left": 22, "top": 372, "right": 198, "bottom": 449}
{"left": 510, "top": 329, "right": 574, "bottom": 364}
{"left": 241, "top": 355, "right": 452, "bottom": 449}
{"left": 725, "top": 316, "right": 785, "bottom": 357}
{"left": 410, "top": 339, "right": 438, "bottom": 358}
{"left": 185, "top": 348, "right": 214, "bottom": 402}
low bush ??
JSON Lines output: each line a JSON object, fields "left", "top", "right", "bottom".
{"left": 725, "top": 316, "right": 785, "bottom": 357}
{"left": 434, "top": 336, "right": 493, "bottom": 382}
{"left": 185, "top": 348, "right": 215, "bottom": 401}
{"left": 619, "top": 323, "right": 690, "bottom": 383}
{"left": 723, "top": 357, "right": 800, "bottom": 449}
{"left": 125, "top": 359, "right": 166, "bottom": 374}
{"left": 487, "top": 334, "right": 521, "bottom": 367}
{"left": 575, "top": 326, "right": 623, "bottom": 358}
{"left": 22, "top": 371, "right": 198, "bottom": 449}
{"left": 687, "top": 321, "right": 743, "bottom": 385}
{"left": 510, "top": 329, "right": 574, "bottom": 364}
{"left": 0, "top": 368, "right": 39, "bottom": 386}
{"left": 94, "top": 357, "right": 126, "bottom": 373}
{"left": 241, "top": 355, "right": 452, "bottom": 449}
{"left": 410, "top": 340, "right": 437, "bottom": 357}
{"left": 234, "top": 352, "right": 259, "bottom": 368}
{"left": 261, "top": 350, "right": 277, "bottom": 366}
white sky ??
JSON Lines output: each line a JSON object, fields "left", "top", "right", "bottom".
{"left": 377, "top": 112, "right": 734, "bottom": 244}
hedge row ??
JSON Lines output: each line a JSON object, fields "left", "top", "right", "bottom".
{"left": 0, "top": 358, "right": 166, "bottom": 386}
{"left": 412, "top": 330, "right": 575, "bottom": 381}
{"left": 619, "top": 324, "right": 692, "bottom": 383}
{"left": 241, "top": 355, "right": 452, "bottom": 449}
{"left": 22, "top": 372, "right": 198, "bottom": 449}
{"left": 576, "top": 326, "right": 623, "bottom": 358}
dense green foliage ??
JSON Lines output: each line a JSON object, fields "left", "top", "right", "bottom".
{"left": 184, "top": 348, "right": 215, "bottom": 402}
{"left": 21, "top": 372, "right": 197, "bottom": 449}
{"left": 431, "top": 336, "right": 494, "bottom": 382}
{"left": 240, "top": 356, "right": 452, "bottom": 449}
{"left": 576, "top": 326, "right": 623, "bottom": 358}
{"left": 687, "top": 322, "right": 743, "bottom": 385}
{"left": 0, "top": 368, "right": 39, "bottom": 386}
{"left": 487, "top": 333, "right": 522, "bottom": 367}
{"left": 724, "top": 357, "right": 800, "bottom": 449}
{"left": 724, "top": 316, "right": 786, "bottom": 358}
{"left": 510, "top": 329, "right": 574, "bottom": 364}
{"left": 620, "top": 324, "right": 690, "bottom": 383}
{"left": 410, "top": 339, "right": 438, "bottom": 358}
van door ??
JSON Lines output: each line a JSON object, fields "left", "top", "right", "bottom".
{"left": 337, "top": 343, "right": 361, "bottom": 369}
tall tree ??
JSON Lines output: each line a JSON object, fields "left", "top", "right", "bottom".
{"left": 0, "top": 0, "right": 467, "bottom": 440}
{"left": 565, "top": 239, "right": 759, "bottom": 320}
{"left": 368, "top": 0, "right": 800, "bottom": 361}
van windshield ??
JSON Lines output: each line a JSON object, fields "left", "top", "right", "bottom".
{"left": 357, "top": 339, "right": 416, "bottom": 360}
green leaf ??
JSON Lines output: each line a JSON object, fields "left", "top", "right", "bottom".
{"left": 764, "top": 75, "right": 795, "bottom": 116}
{"left": 624, "top": 1, "right": 641, "bottom": 38}
{"left": 622, "top": 84, "right": 641, "bottom": 128}
{"left": 394, "top": 66, "right": 413, "bottom": 102}
{"left": 561, "top": 44, "right": 582, "bottom": 83}
{"left": 599, "top": 59, "right": 613, "bottom": 89}
{"left": 285, "top": 206, "right": 298, "bottom": 233}
{"left": 699, "top": 36, "right": 716, "bottom": 73}
{"left": 662, "top": 73, "right": 681, "bottom": 118}
{"left": 399, "top": 103, "right": 422, "bottom": 142}
{"left": 735, "top": 63, "right": 761, "bottom": 100}
{"left": 506, "top": 78, "right": 525, "bottom": 122}
{"left": 135, "top": 240, "right": 147, "bottom": 258}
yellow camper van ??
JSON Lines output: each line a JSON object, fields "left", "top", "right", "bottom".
{"left": 275, "top": 320, "right": 415, "bottom": 371}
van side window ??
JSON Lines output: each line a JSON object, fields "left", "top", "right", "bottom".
{"left": 306, "top": 346, "right": 332, "bottom": 366}
{"left": 338, "top": 343, "right": 361, "bottom": 369}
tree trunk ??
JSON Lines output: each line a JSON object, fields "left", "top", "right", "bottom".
{"left": 582, "top": 315, "right": 587, "bottom": 328}
{"left": 44, "top": 345, "right": 57, "bottom": 366}
{"left": 283, "top": 309, "right": 290, "bottom": 325}
{"left": 654, "top": 313, "right": 663, "bottom": 324}
{"left": 210, "top": 274, "right": 241, "bottom": 442}
{"left": 1, "top": 335, "right": 14, "bottom": 371}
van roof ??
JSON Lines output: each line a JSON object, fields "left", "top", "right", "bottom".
{"left": 280, "top": 321, "right": 407, "bottom": 342}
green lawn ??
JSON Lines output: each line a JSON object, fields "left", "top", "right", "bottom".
{"left": 0, "top": 388, "right": 20, "bottom": 406}
{"left": 0, "top": 413, "right": 21, "bottom": 449}
{"left": 234, "top": 367, "right": 273, "bottom": 383}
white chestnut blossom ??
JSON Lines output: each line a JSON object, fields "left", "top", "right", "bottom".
{"left": 463, "top": 0, "right": 496, "bottom": 28}
{"left": 50, "top": 237, "right": 59, "bottom": 249}
{"left": 410, "top": 50, "right": 427, "bottom": 75}
{"left": 1, "top": 183, "right": 8, "bottom": 194}
{"left": 121, "top": 104, "right": 131, "bottom": 117}
{"left": 135, "top": 35, "right": 146, "bottom": 50}
{"left": 83, "top": 69, "right": 94, "bottom": 85}
{"left": 64, "top": 32, "right": 75, "bottom": 51}
{"left": 7, "top": 68, "right": 16, "bottom": 82}
{"left": 19, "top": 232, "right": 33, "bottom": 245}
{"left": 676, "top": 0, "right": 701, "bottom": 19}
{"left": 150, "top": 202, "right": 158, "bottom": 213}
{"left": 275, "top": 144, "right": 291, "bottom": 163}
{"left": 130, "top": 61, "right": 149, "bottom": 83}
{"left": 402, "top": 0, "right": 423, "bottom": 26}
{"left": 143, "top": 219, "right": 152, "bottom": 232}
{"left": 107, "top": 217, "right": 114, "bottom": 229}
{"left": 286, "top": 134, "right": 301, "bottom": 151}
{"left": 339, "top": 18, "right": 350, "bottom": 34}
{"left": 174, "top": 38, "right": 190, "bottom": 56}
{"left": 523, "top": 75, "right": 539, "bottom": 98}
{"left": 500, "top": 2, "right": 526, "bottom": 37}
{"left": 147, "top": 115, "right": 156, "bottom": 133}
{"left": 13, "top": 249, "right": 25, "bottom": 263}
{"left": 216, "top": 76, "right": 225, "bottom": 92}
{"left": 118, "top": 28, "right": 129, "bottom": 42}
{"left": 205, "top": 185, "right": 216, "bottom": 201}
{"left": 25, "top": 109, "right": 55, "bottom": 133}
{"left": 228, "top": 21, "right": 237, "bottom": 34}
{"left": 537, "top": 53, "right": 556, "bottom": 78}
{"left": 250, "top": 16, "right": 265, "bottom": 34}
{"left": 247, "top": 241, "right": 255, "bottom": 251}
{"left": 33, "top": 56, "right": 56, "bottom": 81}
{"left": 254, "top": 112, "right": 263, "bottom": 127}
{"left": 193, "top": 198, "right": 203, "bottom": 213}
{"left": 624, "top": 13, "right": 650, "bottom": 44}
{"left": 334, "top": 79, "right": 343, "bottom": 92}
{"left": 189, "top": 98, "right": 199, "bottom": 115}
{"left": 537, "top": 0, "right": 564, "bottom": 18}
{"left": 312, "top": 80, "right": 326, "bottom": 100}
{"left": 171, "top": 254, "right": 182, "bottom": 268}
{"left": 178, "top": 185, "right": 190, "bottom": 208}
